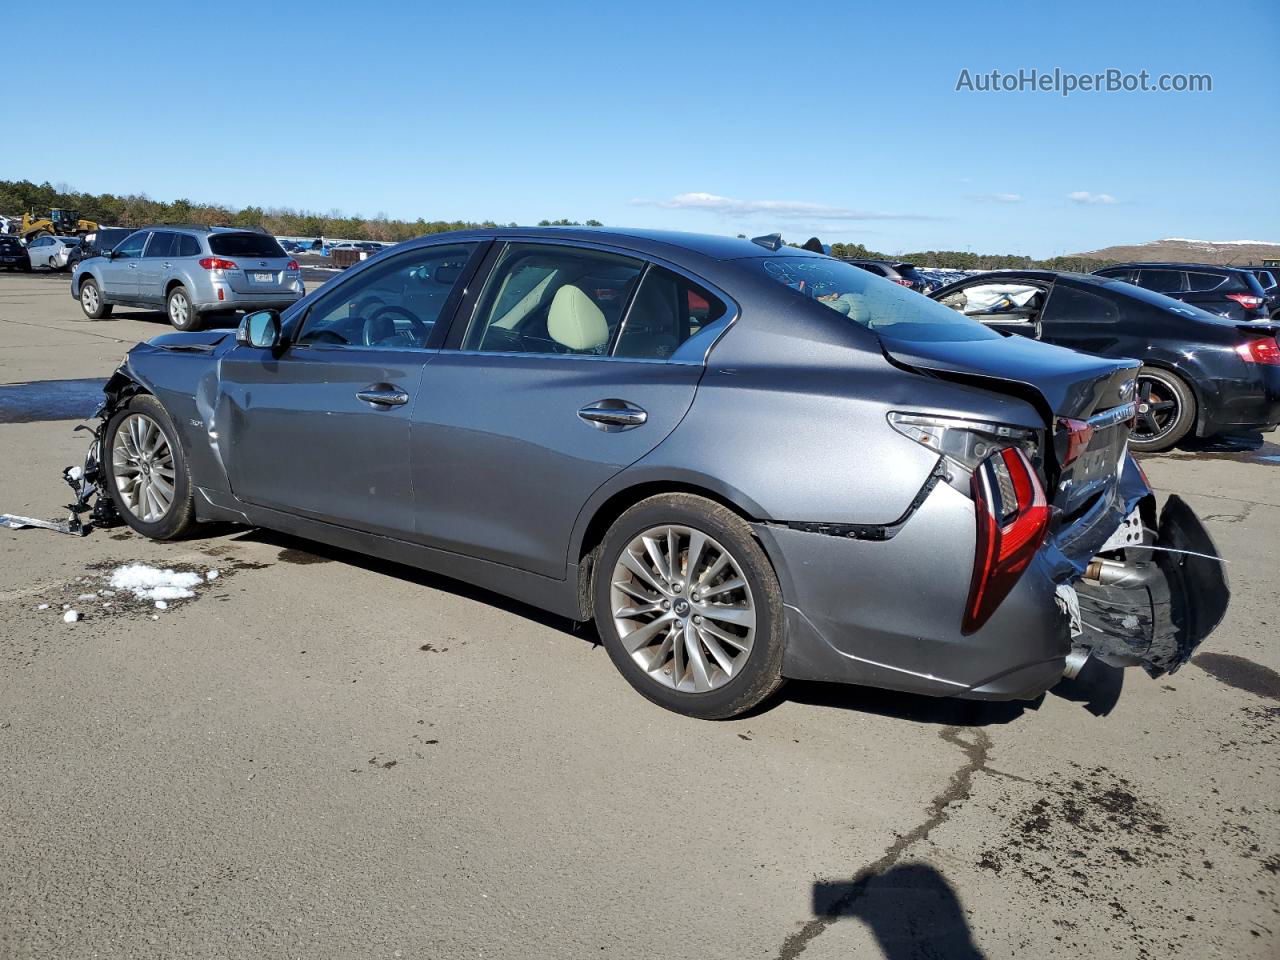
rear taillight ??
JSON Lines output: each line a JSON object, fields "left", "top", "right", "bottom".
{"left": 286, "top": 259, "right": 299, "bottom": 271}
{"left": 892, "top": 277, "right": 914, "bottom": 287}
{"left": 1236, "top": 336, "right": 1280, "bottom": 365}
{"left": 198, "top": 257, "right": 238, "bottom": 271}
{"left": 1056, "top": 417, "right": 1095, "bottom": 467}
{"left": 963, "top": 447, "right": 1050, "bottom": 635}
{"left": 1225, "top": 293, "right": 1265, "bottom": 309}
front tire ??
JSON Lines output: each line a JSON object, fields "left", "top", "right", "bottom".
{"left": 166, "top": 286, "right": 203, "bottom": 331}
{"left": 104, "top": 394, "right": 197, "bottom": 540}
{"left": 1130, "top": 367, "right": 1196, "bottom": 453}
{"left": 79, "top": 278, "right": 112, "bottom": 319}
{"left": 593, "top": 493, "right": 786, "bottom": 719}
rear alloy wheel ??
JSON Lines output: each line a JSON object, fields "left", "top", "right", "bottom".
{"left": 79, "top": 279, "right": 112, "bottom": 319}
{"left": 594, "top": 494, "right": 785, "bottom": 719}
{"left": 104, "top": 395, "right": 196, "bottom": 539}
{"left": 166, "top": 286, "right": 203, "bottom": 332}
{"left": 1130, "top": 367, "right": 1195, "bottom": 453}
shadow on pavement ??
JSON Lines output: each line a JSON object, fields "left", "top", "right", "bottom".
{"left": 1049, "top": 657, "right": 1126, "bottom": 716}
{"left": 780, "top": 680, "right": 1033, "bottom": 726}
{"left": 812, "top": 862, "right": 986, "bottom": 959}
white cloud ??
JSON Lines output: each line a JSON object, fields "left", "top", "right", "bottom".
{"left": 1067, "top": 191, "right": 1118, "bottom": 205}
{"left": 630, "top": 192, "right": 939, "bottom": 221}
{"left": 970, "top": 192, "right": 1024, "bottom": 203}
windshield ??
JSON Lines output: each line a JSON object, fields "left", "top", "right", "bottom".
{"left": 208, "top": 233, "right": 285, "bottom": 258}
{"left": 751, "top": 256, "right": 1000, "bottom": 342}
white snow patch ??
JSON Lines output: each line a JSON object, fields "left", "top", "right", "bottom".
{"left": 108, "top": 564, "right": 202, "bottom": 602}
{"left": 1160, "top": 237, "right": 1280, "bottom": 246}
{"left": 37, "top": 603, "right": 49, "bottom": 610}
{"left": 206, "top": 570, "right": 220, "bottom": 581}
{"left": 155, "top": 600, "right": 168, "bottom": 610}
{"left": 63, "top": 610, "right": 80, "bottom": 623}
{"left": 77, "top": 593, "right": 98, "bottom": 601}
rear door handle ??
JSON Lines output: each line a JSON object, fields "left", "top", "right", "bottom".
{"left": 356, "top": 384, "right": 410, "bottom": 407}
{"left": 577, "top": 399, "right": 648, "bottom": 430}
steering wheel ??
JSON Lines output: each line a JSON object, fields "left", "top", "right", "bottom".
{"left": 362, "top": 304, "right": 431, "bottom": 346}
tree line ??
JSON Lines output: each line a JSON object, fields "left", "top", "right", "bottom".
{"left": 2, "top": 179, "right": 1115, "bottom": 269}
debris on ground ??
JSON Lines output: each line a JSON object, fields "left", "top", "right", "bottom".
{"left": 62, "top": 610, "right": 79, "bottom": 623}
{"left": 108, "top": 564, "right": 202, "bottom": 602}
{"left": 0, "top": 417, "right": 120, "bottom": 537}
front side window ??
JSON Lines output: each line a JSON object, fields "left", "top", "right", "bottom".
{"left": 938, "top": 281, "right": 1047, "bottom": 324}
{"left": 1041, "top": 284, "right": 1120, "bottom": 324}
{"left": 463, "top": 244, "right": 644, "bottom": 355}
{"left": 753, "top": 256, "right": 1001, "bottom": 342}
{"left": 1137, "top": 269, "right": 1185, "bottom": 294}
{"left": 113, "top": 232, "right": 149, "bottom": 259}
{"left": 614, "top": 265, "right": 726, "bottom": 360}
{"left": 296, "top": 243, "right": 477, "bottom": 349}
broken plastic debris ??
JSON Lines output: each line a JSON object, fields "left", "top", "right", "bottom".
{"left": 108, "top": 564, "right": 201, "bottom": 602}
{"left": 63, "top": 610, "right": 80, "bottom": 623}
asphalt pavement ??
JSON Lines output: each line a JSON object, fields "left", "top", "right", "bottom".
{"left": 1, "top": 271, "right": 1276, "bottom": 960}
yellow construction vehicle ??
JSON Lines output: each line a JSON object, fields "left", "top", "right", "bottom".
{"left": 19, "top": 208, "right": 99, "bottom": 243}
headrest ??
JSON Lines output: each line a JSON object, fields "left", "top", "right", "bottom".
{"left": 547, "top": 285, "right": 608, "bottom": 351}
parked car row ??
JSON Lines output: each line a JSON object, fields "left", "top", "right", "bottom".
{"left": 91, "top": 226, "right": 1230, "bottom": 719}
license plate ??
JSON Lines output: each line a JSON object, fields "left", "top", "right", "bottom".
{"left": 252, "top": 271, "right": 274, "bottom": 282}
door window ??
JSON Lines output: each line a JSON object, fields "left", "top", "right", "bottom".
{"left": 614, "top": 265, "right": 726, "bottom": 360}
{"left": 1041, "top": 284, "right": 1120, "bottom": 324}
{"left": 937, "top": 282, "right": 1047, "bottom": 324}
{"left": 296, "top": 242, "right": 478, "bottom": 349}
{"left": 1137, "top": 269, "right": 1185, "bottom": 294}
{"left": 463, "top": 243, "right": 645, "bottom": 355}
{"left": 145, "top": 232, "right": 176, "bottom": 258}
{"left": 113, "top": 232, "right": 148, "bottom": 259}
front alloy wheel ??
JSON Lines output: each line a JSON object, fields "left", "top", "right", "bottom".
{"left": 610, "top": 524, "right": 756, "bottom": 693}
{"left": 112, "top": 413, "right": 177, "bottom": 522}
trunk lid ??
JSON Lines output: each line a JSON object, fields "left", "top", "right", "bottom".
{"left": 880, "top": 333, "right": 1140, "bottom": 517}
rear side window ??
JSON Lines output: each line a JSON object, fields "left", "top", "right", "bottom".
{"left": 1042, "top": 284, "right": 1121, "bottom": 324}
{"left": 208, "top": 233, "right": 285, "bottom": 258}
{"left": 614, "top": 266, "right": 726, "bottom": 360}
{"left": 464, "top": 244, "right": 645, "bottom": 355}
{"left": 1137, "top": 269, "right": 1185, "bottom": 294}
{"left": 145, "top": 232, "right": 176, "bottom": 258}
{"left": 176, "top": 235, "right": 201, "bottom": 257}
{"left": 1185, "top": 271, "right": 1226, "bottom": 293}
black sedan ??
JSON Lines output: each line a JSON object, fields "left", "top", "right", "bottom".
{"left": 930, "top": 270, "right": 1280, "bottom": 451}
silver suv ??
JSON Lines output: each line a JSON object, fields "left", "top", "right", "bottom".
{"left": 72, "top": 226, "right": 305, "bottom": 330}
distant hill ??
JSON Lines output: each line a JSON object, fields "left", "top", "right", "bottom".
{"left": 1069, "top": 238, "right": 1280, "bottom": 266}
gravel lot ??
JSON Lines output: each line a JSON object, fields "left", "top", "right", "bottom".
{"left": 1, "top": 271, "right": 1277, "bottom": 960}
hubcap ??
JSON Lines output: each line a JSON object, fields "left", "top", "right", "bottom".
{"left": 170, "top": 294, "right": 189, "bottom": 326}
{"left": 610, "top": 524, "right": 755, "bottom": 694}
{"left": 112, "top": 414, "right": 176, "bottom": 523}
{"left": 1132, "top": 375, "right": 1180, "bottom": 442}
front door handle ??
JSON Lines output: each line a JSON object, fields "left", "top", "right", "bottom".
{"left": 356, "top": 384, "right": 410, "bottom": 407}
{"left": 577, "top": 399, "right": 648, "bottom": 430}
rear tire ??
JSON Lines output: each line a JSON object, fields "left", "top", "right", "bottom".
{"left": 79, "top": 278, "right": 112, "bottom": 319}
{"left": 103, "top": 394, "right": 197, "bottom": 540}
{"left": 167, "top": 286, "right": 203, "bottom": 331}
{"left": 593, "top": 493, "right": 786, "bottom": 719}
{"left": 1130, "top": 367, "right": 1196, "bottom": 453}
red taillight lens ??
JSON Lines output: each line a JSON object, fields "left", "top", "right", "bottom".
{"left": 892, "top": 277, "right": 914, "bottom": 287}
{"left": 286, "top": 259, "right": 299, "bottom": 271}
{"left": 1236, "top": 337, "right": 1280, "bottom": 365}
{"left": 198, "top": 256, "right": 238, "bottom": 271}
{"left": 963, "top": 447, "right": 1051, "bottom": 635}
{"left": 1225, "top": 293, "right": 1265, "bottom": 309}
{"left": 1056, "top": 417, "right": 1095, "bottom": 467}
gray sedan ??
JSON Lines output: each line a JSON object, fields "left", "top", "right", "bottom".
{"left": 92, "top": 227, "right": 1228, "bottom": 718}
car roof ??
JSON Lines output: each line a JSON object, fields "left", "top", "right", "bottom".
{"left": 403, "top": 226, "right": 825, "bottom": 262}
{"left": 1097, "top": 262, "right": 1243, "bottom": 272}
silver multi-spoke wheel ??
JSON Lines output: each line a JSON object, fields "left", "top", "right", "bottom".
{"left": 168, "top": 292, "right": 190, "bottom": 327}
{"left": 610, "top": 524, "right": 756, "bottom": 693}
{"left": 112, "top": 414, "right": 177, "bottom": 522}
{"left": 81, "top": 284, "right": 99, "bottom": 313}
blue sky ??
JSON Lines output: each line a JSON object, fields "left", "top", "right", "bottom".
{"left": 3, "top": 0, "right": 1277, "bottom": 256}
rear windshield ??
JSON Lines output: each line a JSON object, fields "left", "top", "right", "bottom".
{"left": 208, "top": 233, "right": 285, "bottom": 258}
{"left": 750, "top": 256, "right": 1000, "bottom": 342}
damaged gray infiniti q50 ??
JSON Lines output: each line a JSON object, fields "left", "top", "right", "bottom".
{"left": 77, "top": 228, "right": 1228, "bottom": 718}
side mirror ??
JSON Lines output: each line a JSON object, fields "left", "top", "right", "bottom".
{"left": 105, "top": 250, "right": 117, "bottom": 260}
{"left": 237, "top": 309, "right": 282, "bottom": 348}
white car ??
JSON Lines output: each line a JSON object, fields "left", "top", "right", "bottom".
{"left": 26, "top": 235, "right": 81, "bottom": 271}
